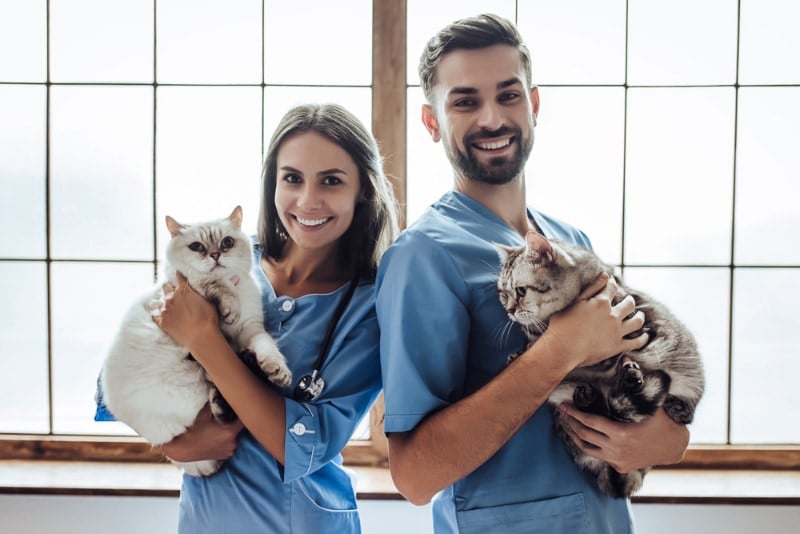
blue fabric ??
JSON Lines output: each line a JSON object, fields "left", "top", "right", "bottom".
{"left": 376, "top": 191, "right": 634, "bottom": 534}
{"left": 96, "top": 242, "right": 380, "bottom": 533}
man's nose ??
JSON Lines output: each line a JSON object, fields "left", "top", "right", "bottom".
{"left": 477, "top": 102, "right": 504, "bottom": 131}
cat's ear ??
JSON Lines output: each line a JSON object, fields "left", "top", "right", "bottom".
{"left": 525, "top": 231, "right": 553, "bottom": 264}
{"left": 229, "top": 205, "right": 243, "bottom": 229}
{"left": 165, "top": 215, "right": 185, "bottom": 237}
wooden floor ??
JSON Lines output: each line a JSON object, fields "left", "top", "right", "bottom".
{"left": 0, "top": 460, "right": 798, "bottom": 505}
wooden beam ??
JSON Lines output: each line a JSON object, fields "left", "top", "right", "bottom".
{"left": 372, "top": 0, "right": 407, "bottom": 228}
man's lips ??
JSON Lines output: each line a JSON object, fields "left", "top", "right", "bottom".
{"left": 474, "top": 137, "right": 513, "bottom": 151}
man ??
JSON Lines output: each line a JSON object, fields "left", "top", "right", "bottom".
{"left": 375, "top": 14, "right": 689, "bottom": 533}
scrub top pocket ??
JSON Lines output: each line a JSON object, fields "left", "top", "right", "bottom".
{"left": 456, "top": 492, "right": 590, "bottom": 534}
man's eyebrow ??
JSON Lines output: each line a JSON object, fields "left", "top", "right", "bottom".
{"left": 498, "top": 77, "right": 523, "bottom": 90}
{"left": 447, "top": 77, "right": 524, "bottom": 97}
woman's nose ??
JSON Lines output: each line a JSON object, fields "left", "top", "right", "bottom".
{"left": 297, "top": 184, "right": 322, "bottom": 209}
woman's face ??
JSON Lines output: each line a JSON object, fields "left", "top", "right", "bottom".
{"left": 274, "top": 130, "right": 362, "bottom": 255}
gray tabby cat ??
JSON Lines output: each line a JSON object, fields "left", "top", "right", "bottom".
{"left": 101, "top": 206, "right": 291, "bottom": 476}
{"left": 496, "top": 231, "right": 704, "bottom": 497}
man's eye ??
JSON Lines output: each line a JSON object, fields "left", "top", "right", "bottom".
{"left": 499, "top": 92, "right": 520, "bottom": 103}
{"left": 189, "top": 242, "right": 206, "bottom": 253}
{"left": 453, "top": 98, "right": 476, "bottom": 107}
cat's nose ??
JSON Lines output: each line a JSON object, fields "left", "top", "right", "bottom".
{"left": 210, "top": 252, "right": 220, "bottom": 262}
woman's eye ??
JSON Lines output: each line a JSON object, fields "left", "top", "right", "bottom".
{"left": 322, "top": 175, "right": 343, "bottom": 186}
{"left": 188, "top": 242, "right": 206, "bottom": 253}
{"left": 515, "top": 287, "right": 527, "bottom": 298}
{"left": 283, "top": 173, "right": 302, "bottom": 184}
{"left": 220, "top": 236, "right": 234, "bottom": 250}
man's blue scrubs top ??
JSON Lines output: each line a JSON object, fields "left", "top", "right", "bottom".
{"left": 376, "top": 191, "right": 634, "bottom": 534}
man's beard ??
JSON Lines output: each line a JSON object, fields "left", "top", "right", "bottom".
{"left": 445, "top": 126, "right": 534, "bottom": 185}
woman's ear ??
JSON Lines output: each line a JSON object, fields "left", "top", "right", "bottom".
{"left": 421, "top": 104, "right": 441, "bottom": 142}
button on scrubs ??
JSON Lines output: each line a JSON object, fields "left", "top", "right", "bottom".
{"left": 98, "top": 243, "right": 381, "bottom": 533}
{"left": 376, "top": 192, "right": 634, "bottom": 534}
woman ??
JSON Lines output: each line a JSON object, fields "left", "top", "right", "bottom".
{"left": 154, "top": 103, "right": 398, "bottom": 533}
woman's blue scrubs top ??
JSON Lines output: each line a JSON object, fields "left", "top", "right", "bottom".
{"left": 97, "top": 243, "right": 382, "bottom": 534}
{"left": 376, "top": 191, "right": 635, "bottom": 534}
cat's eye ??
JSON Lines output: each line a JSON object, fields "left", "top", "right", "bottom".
{"left": 515, "top": 287, "right": 527, "bottom": 298}
{"left": 188, "top": 242, "right": 206, "bottom": 253}
{"left": 220, "top": 236, "right": 234, "bottom": 250}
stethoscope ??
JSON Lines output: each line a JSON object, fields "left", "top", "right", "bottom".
{"left": 292, "top": 276, "right": 358, "bottom": 402}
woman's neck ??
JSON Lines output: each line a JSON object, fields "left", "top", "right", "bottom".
{"left": 261, "top": 243, "right": 348, "bottom": 298}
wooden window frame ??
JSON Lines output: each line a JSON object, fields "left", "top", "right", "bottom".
{"left": 1, "top": 0, "right": 797, "bottom": 475}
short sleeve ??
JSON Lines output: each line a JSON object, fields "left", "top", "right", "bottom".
{"left": 376, "top": 232, "right": 471, "bottom": 434}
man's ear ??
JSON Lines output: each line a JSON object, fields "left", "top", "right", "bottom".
{"left": 421, "top": 104, "right": 441, "bottom": 142}
{"left": 530, "top": 86, "right": 540, "bottom": 127}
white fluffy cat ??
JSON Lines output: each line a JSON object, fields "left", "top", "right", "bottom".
{"left": 100, "top": 206, "right": 291, "bottom": 476}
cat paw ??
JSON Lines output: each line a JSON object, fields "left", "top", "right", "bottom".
{"left": 620, "top": 360, "right": 644, "bottom": 393}
{"left": 664, "top": 395, "right": 695, "bottom": 424}
{"left": 573, "top": 384, "right": 596, "bottom": 410}
{"left": 265, "top": 361, "right": 292, "bottom": 387}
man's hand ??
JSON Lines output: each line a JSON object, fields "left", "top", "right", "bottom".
{"left": 545, "top": 274, "right": 648, "bottom": 369}
{"left": 557, "top": 403, "right": 689, "bottom": 473}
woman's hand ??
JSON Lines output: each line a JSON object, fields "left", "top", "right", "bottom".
{"left": 154, "top": 271, "right": 219, "bottom": 351}
{"left": 159, "top": 404, "right": 243, "bottom": 463}
{"left": 557, "top": 403, "right": 689, "bottom": 473}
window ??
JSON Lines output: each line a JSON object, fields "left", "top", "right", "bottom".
{"left": 1, "top": 0, "right": 797, "bottom": 468}
{"left": 403, "top": 0, "right": 800, "bottom": 464}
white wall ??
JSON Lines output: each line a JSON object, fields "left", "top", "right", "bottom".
{"left": 0, "top": 495, "right": 799, "bottom": 534}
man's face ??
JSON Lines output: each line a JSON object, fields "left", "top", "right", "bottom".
{"left": 424, "top": 44, "right": 538, "bottom": 186}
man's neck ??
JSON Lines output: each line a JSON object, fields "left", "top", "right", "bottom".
{"left": 455, "top": 175, "right": 532, "bottom": 236}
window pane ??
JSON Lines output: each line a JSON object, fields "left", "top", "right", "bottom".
{"left": 156, "top": 86, "right": 262, "bottom": 249}
{"left": 0, "top": 85, "right": 46, "bottom": 258}
{"left": 157, "top": 0, "right": 261, "bottom": 84}
{"left": 622, "top": 267, "right": 730, "bottom": 444}
{"left": 526, "top": 87, "right": 625, "bottom": 263}
{"left": 624, "top": 88, "right": 735, "bottom": 264}
{"left": 406, "top": 87, "right": 454, "bottom": 225}
{"left": 0, "top": 262, "right": 48, "bottom": 433}
{"left": 263, "top": 87, "right": 371, "bottom": 150}
{"left": 735, "top": 87, "right": 800, "bottom": 265}
{"left": 731, "top": 268, "right": 800, "bottom": 443}
{"left": 739, "top": 0, "right": 800, "bottom": 84}
{"left": 50, "top": 0, "right": 154, "bottom": 83}
{"left": 628, "top": 0, "right": 738, "bottom": 85}
{"left": 406, "top": 0, "right": 516, "bottom": 85}
{"left": 264, "top": 0, "right": 372, "bottom": 85}
{"left": 51, "top": 262, "right": 154, "bottom": 434}
{"left": 50, "top": 86, "right": 154, "bottom": 260}
{"left": 518, "top": 0, "right": 626, "bottom": 85}
{"left": 0, "top": 0, "right": 46, "bottom": 82}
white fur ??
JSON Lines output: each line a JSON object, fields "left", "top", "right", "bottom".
{"left": 100, "top": 207, "right": 290, "bottom": 477}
